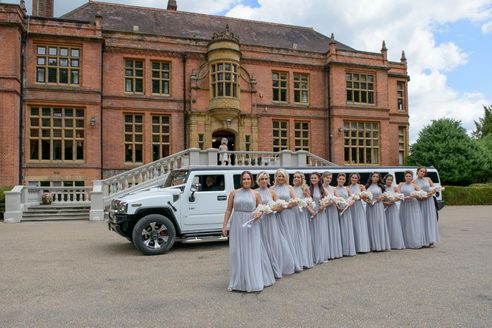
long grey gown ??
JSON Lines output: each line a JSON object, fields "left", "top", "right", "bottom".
{"left": 325, "top": 185, "right": 343, "bottom": 259}
{"left": 366, "top": 184, "right": 391, "bottom": 251}
{"left": 349, "top": 184, "right": 371, "bottom": 253}
{"left": 415, "top": 177, "right": 440, "bottom": 245}
{"left": 271, "top": 184, "right": 303, "bottom": 272}
{"left": 228, "top": 188, "right": 275, "bottom": 292}
{"left": 399, "top": 183, "right": 424, "bottom": 249}
{"left": 258, "top": 187, "right": 295, "bottom": 278}
{"left": 294, "top": 186, "right": 315, "bottom": 268}
{"left": 309, "top": 186, "right": 330, "bottom": 264}
{"left": 336, "top": 186, "right": 356, "bottom": 256}
{"left": 384, "top": 187, "right": 406, "bottom": 250}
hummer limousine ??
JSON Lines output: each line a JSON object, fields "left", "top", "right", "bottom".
{"left": 108, "top": 166, "right": 444, "bottom": 255}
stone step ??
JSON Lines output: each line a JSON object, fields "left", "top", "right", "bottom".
{"left": 24, "top": 207, "right": 90, "bottom": 213}
{"left": 22, "top": 214, "right": 90, "bottom": 221}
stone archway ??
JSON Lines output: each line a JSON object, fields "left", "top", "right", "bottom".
{"left": 212, "top": 129, "right": 236, "bottom": 165}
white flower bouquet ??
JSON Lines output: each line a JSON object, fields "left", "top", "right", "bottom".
{"left": 242, "top": 204, "right": 273, "bottom": 228}
{"left": 349, "top": 193, "right": 361, "bottom": 201}
{"left": 430, "top": 186, "right": 445, "bottom": 193}
{"left": 410, "top": 190, "right": 428, "bottom": 199}
{"left": 359, "top": 191, "right": 373, "bottom": 201}
{"left": 291, "top": 198, "right": 308, "bottom": 212}
{"left": 383, "top": 192, "right": 405, "bottom": 202}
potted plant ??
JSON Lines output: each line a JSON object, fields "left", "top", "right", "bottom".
{"left": 41, "top": 192, "right": 53, "bottom": 205}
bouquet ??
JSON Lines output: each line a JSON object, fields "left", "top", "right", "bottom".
{"left": 359, "top": 191, "right": 373, "bottom": 201}
{"left": 383, "top": 192, "right": 404, "bottom": 202}
{"left": 242, "top": 204, "right": 273, "bottom": 228}
{"left": 410, "top": 190, "right": 428, "bottom": 199}
{"left": 430, "top": 186, "right": 445, "bottom": 194}
{"left": 268, "top": 199, "right": 289, "bottom": 213}
{"left": 291, "top": 198, "right": 308, "bottom": 212}
{"left": 319, "top": 194, "right": 337, "bottom": 207}
{"left": 349, "top": 193, "right": 361, "bottom": 201}
{"left": 304, "top": 197, "right": 315, "bottom": 209}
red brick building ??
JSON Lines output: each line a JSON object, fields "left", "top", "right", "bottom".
{"left": 0, "top": 0, "right": 409, "bottom": 187}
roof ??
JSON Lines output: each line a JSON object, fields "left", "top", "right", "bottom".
{"left": 61, "top": 1, "right": 354, "bottom": 53}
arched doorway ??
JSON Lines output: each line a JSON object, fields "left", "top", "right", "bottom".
{"left": 212, "top": 130, "right": 235, "bottom": 165}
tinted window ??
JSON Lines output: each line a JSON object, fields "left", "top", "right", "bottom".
{"left": 196, "top": 174, "right": 225, "bottom": 191}
{"left": 427, "top": 171, "right": 440, "bottom": 183}
{"left": 395, "top": 171, "right": 405, "bottom": 183}
{"left": 233, "top": 174, "right": 260, "bottom": 189}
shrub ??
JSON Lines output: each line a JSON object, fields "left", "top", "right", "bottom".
{"left": 443, "top": 184, "right": 492, "bottom": 205}
{"left": 0, "top": 187, "right": 13, "bottom": 220}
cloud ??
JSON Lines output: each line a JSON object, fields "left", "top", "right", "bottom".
{"left": 226, "top": 0, "right": 492, "bottom": 141}
{"left": 482, "top": 20, "right": 492, "bottom": 33}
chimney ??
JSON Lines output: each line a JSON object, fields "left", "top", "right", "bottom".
{"left": 32, "top": 0, "right": 54, "bottom": 17}
{"left": 167, "top": 0, "right": 177, "bottom": 11}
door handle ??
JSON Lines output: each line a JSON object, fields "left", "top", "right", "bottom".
{"left": 217, "top": 195, "right": 227, "bottom": 201}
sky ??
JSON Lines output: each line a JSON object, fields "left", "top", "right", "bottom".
{"left": 4, "top": 0, "right": 492, "bottom": 142}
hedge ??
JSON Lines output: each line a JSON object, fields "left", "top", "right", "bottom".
{"left": 0, "top": 187, "right": 12, "bottom": 220}
{"left": 443, "top": 184, "right": 492, "bottom": 205}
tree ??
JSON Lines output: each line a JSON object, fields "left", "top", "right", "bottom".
{"left": 408, "top": 118, "right": 490, "bottom": 185}
{"left": 473, "top": 105, "right": 492, "bottom": 138}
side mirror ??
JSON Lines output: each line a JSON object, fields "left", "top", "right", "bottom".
{"left": 189, "top": 183, "right": 201, "bottom": 202}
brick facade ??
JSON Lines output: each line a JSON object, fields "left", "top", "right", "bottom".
{"left": 0, "top": 1, "right": 409, "bottom": 187}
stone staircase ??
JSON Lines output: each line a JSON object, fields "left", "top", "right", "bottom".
{"left": 22, "top": 204, "right": 90, "bottom": 221}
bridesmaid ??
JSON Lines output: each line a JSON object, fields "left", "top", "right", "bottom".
{"left": 307, "top": 173, "right": 330, "bottom": 264}
{"left": 271, "top": 168, "right": 303, "bottom": 272}
{"left": 414, "top": 166, "right": 440, "bottom": 246}
{"left": 348, "top": 173, "right": 371, "bottom": 253}
{"left": 365, "top": 172, "right": 391, "bottom": 251}
{"left": 322, "top": 172, "right": 343, "bottom": 260}
{"left": 398, "top": 170, "right": 424, "bottom": 249}
{"left": 222, "top": 171, "right": 275, "bottom": 292}
{"left": 334, "top": 173, "right": 356, "bottom": 257}
{"left": 256, "top": 171, "right": 295, "bottom": 279}
{"left": 292, "top": 171, "right": 315, "bottom": 269}
{"left": 382, "top": 174, "right": 405, "bottom": 250}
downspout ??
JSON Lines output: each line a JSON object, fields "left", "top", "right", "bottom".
{"left": 182, "top": 53, "right": 188, "bottom": 149}
{"left": 99, "top": 42, "right": 104, "bottom": 179}
{"left": 19, "top": 19, "right": 28, "bottom": 185}
{"left": 325, "top": 65, "right": 332, "bottom": 162}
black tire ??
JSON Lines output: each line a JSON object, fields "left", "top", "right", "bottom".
{"left": 132, "top": 214, "right": 176, "bottom": 255}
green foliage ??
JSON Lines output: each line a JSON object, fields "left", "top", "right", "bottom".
{"left": 408, "top": 118, "right": 490, "bottom": 185}
{"left": 472, "top": 105, "right": 492, "bottom": 138}
{"left": 476, "top": 134, "right": 492, "bottom": 182}
{"left": 0, "top": 187, "right": 12, "bottom": 219}
{"left": 443, "top": 184, "right": 492, "bottom": 205}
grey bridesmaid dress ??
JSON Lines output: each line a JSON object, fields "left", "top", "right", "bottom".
{"left": 294, "top": 186, "right": 315, "bottom": 268}
{"left": 228, "top": 188, "right": 275, "bottom": 292}
{"left": 336, "top": 186, "right": 356, "bottom": 257}
{"left": 384, "top": 187, "right": 405, "bottom": 250}
{"left": 325, "top": 185, "right": 343, "bottom": 259}
{"left": 271, "top": 184, "right": 303, "bottom": 272}
{"left": 349, "top": 184, "right": 371, "bottom": 253}
{"left": 365, "top": 184, "right": 391, "bottom": 251}
{"left": 415, "top": 177, "right": 440, "bottom": 245}
{"left": 258, "top": 187, "right": 295, "bottom": 278}
{"left": 309, "top": 186, "right": 330, "bottom": 264}
{"left": 399, "top": 183, "right": 424, "bottom": 249}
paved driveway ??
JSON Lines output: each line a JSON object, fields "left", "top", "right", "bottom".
{"left": 0, "top": 206, "right": 491, "bottom": 327}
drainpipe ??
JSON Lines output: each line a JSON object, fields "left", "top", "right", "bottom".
{"left": 182, "top": 53, "right": 188, "bottom": 149}
{"left": 99, "top": 42, "right": 104, "bottom": 179}
{"left": 19, "top": 22, "right": 28, "bottom": 185}
{"left": 325, "top": 65, "right": 332, "bottom": 162}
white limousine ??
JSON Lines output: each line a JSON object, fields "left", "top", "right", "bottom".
{"left": 108, "top": 166, "right": 443, "bottom": 255}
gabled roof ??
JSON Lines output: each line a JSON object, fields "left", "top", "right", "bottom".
{"left": 61, "top": 1, "right": 354, "bottom": 53}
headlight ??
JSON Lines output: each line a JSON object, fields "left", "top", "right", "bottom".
{"left": 111, "top": 199, "right": 128, "bottom": 214}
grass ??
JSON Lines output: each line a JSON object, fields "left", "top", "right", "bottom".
{"left": 443, "top": 184, "right": 492, "bottom": 205}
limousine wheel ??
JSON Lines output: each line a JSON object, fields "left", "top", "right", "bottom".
{"left": 132, "top": 214, "right": 176, "bottom": 255}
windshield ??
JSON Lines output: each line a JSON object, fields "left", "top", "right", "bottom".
{"left": 164, "top": 170, "right": 189, "bottom": 188}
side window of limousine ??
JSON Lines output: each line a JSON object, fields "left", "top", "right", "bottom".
{"left": 197, "top": 174, "right": 225, "bottom": 192}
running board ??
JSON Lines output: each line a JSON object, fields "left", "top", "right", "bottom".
{"left": 178, "top": 236, "right": 228, "bottom": 244}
